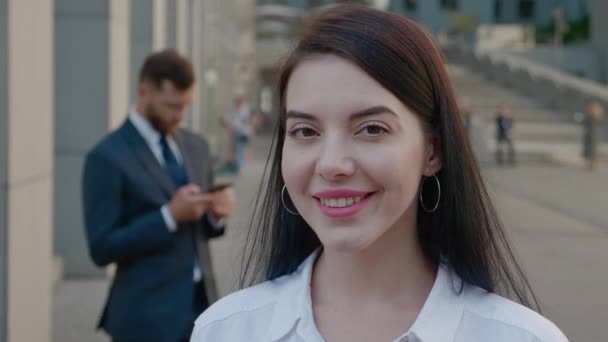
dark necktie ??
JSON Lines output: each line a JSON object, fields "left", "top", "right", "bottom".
{"left": 160, "top": 136, "right": 203, "bottom": 281}
{"left": 160, "top": 136, "right": 188, "bottom": 187}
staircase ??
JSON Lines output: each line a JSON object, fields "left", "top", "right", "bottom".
{"left": 448, "top": 64, "right": 607, "bottom": 167}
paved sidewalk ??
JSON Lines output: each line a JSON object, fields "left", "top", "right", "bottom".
{"left": 487, "top": 166, "right": 608, "bottom": 342}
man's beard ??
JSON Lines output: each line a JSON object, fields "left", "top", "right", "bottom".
{"left": 145, "top": 103, "right": 175, "bottom": 135}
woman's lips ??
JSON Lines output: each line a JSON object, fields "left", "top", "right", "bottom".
{"left": 313, "top": 191, "right": 375, "bottom": 218}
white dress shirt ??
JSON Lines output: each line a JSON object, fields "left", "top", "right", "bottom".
{"left": 128, "top": 110, "right": 183, "bottom": 230}
{"left": 191, "top": 250, "right": 568, "bottom": 342}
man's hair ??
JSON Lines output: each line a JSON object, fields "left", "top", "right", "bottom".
{"left": 138, "top": 49, "right": 195, "bottom": 90}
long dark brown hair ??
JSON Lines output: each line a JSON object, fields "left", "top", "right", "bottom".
{"left": 241, "top": 4, "right": 539, "bottom": 310}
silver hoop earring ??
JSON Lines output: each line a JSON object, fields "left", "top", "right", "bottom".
{"left": 281, "top": 185, "right": 299, "bottom": 216}
{"left": 419, "top": 174, "right": 440, "bottom": 213}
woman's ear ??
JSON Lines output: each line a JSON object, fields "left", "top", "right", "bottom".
{"left": 423, "top": 133, "right": 442, "bottom": 176}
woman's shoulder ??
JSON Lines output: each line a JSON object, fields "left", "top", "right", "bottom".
{"left": 190, "top": 274, "right": 296, "bottom": 341}
{"left": 460, "top": 284, "right": 568, "bottom": 341}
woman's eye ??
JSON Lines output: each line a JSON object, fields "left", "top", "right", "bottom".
{"left": 290, "top": 127, "right": 318, "bottom": 138}
{"left": 358, "top": 124, "right": 388, "bottom": 136}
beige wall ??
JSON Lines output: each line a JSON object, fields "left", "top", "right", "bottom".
{"left": 109, "top": 0, "right": 131, "bottom": 130}
{"left": 0, "top": 0, "right": 8, "bottom": 339}
{"left": 176, "top": 0, "right": 189, "bottom": 54}
{"left": 153, "top": 0, "right": 167, "bottom": 50}
{"left": 2, "top": 0, "right": 54, "bottom": 341}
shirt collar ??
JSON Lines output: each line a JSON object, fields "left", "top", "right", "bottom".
{"left": 405, "top": 263, "right": 465, "bottom": 342}
{"left": 266, "top": 252, "right": 465, "bottom": 342}
{"left": 129, "top": 108, "right": 162, "bottom": 147}
{"left": 267, "top": 249, "right": 321, "bottom": 341}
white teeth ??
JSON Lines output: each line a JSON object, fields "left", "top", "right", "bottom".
{"left": 320, "top": 196, "right": 364, "bottom": 208}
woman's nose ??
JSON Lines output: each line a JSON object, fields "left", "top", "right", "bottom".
{"left": 316, "top": 140, "right": 355, "bottom": 181}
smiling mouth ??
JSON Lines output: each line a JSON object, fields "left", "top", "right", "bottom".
{"left": 315, "top": 193, "right": 374, "bottom": 208}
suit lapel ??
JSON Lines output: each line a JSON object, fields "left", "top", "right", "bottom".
{"left": 120, "top": 120, "right": 176, "bottom": 195}
{"left": 174, "top": 130, "right": 198, "bottom": 185}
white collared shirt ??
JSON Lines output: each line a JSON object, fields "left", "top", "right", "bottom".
{"left": 191, "top": 251, "right": 567, "bottom": 342}
{"left": 128, "top": 110, "right": 182, "bottom": 232}
{"left": 128, "top": 109, "right": 184, "bottom": 167}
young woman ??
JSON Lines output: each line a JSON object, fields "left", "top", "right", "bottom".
{"left": 191, "top": 5, "right": 567, "bottom": 342}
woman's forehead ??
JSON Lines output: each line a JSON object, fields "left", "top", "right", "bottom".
{"left": 285, "top": 55, "right": 402, "bottom": 116}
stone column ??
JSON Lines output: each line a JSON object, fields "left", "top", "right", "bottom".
{"left": 130, "top": 0, "right": 168, "bottom": 101}
{"left": 189, "top": 0, "right": 204, "bottom": 132}
{"left": 591, "top": 0, "right": 608, "bottom": 83}
{"left": 0, "top": 1, "right": 7, "bottom": 338}
{"left": 0, "top": 0, "right": 54, "bottom": 341}
{"left": 153, "top": 0, "right": 167, "bottom": 50}
{"left": 54, "top": 0, "right": 130, "bottom": 277}
{"left": 174, "top": 0, "right": 192, "bottom": 128}
{"left": 177, "top": 0, "right": 190, "bottom": 55}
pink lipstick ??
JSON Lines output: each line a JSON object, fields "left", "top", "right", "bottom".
{"left": 313, "top": 189, "right": 374, "bottom": 218}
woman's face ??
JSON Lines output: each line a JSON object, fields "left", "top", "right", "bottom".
{"left": 282, "top": 54, "right": 441, "bottom": 253}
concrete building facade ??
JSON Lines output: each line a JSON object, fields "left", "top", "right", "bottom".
{"left": 54, "top": 0, "right": 132, "bottom": 277}
{"left": 388, "top": 0, "right": 588, "bottom": 33}
{"left": 54, "top": 0, "right": 256, "bottom": 278}
{"left": 0, "top": 1, "right": 54, "bottom": 341}
{"left": 1, "top": 0, "right": 256, "bottom": 340}
{"left": 590, "top": 0, "right": 607, "bottom": 83}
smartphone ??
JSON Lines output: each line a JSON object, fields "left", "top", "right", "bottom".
{"left": 208, "top": 183, "right": 233, "bottom": 193}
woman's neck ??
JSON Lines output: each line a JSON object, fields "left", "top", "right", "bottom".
{"left": 311, "top": 218, "right": 436, "bottom": 307}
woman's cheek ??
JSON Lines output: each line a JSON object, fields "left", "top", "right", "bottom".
{"left": 282, "top": 143, "right": 315, "bottom": 191}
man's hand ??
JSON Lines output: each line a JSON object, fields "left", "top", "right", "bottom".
{"left": 210, "top": 186, "right": 235, "bottom": 219}
{"left": 168, "top": 184, "right": 212, "bottom": 223}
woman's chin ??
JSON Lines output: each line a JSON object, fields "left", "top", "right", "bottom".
{"left": 320, "top": 233, "right": 373, "bottom": 254}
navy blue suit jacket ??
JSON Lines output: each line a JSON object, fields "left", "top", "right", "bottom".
{"left": 82, "top": 120, "right": 224, "bottom": 341}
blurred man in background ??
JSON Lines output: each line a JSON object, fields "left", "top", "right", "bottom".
{"left": 582, "top": 100, "right": 605, "bottom": 171}
{"left": 82, "top": 49, "right": 234, "bottom": 342}
{"left": 496, "top": 102, "right": 516, "bottom": 165}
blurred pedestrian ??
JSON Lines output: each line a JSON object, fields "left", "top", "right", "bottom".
{"left": 495, "top": 103, "right": 516, "bottom": 165}
{"left": 82, "top": 49, "right": 234, "bottom": 342}
{"left": 221, "top": 96, "right": 253, "bottom": 174}
{"left": 582, "top": 100, "right": 604, "bottom": 171}
{"left": 190, "top": 5, "right": 566, "bottom": 342}
{"left": 459, "top": 96, "right": 473, "bottom": 131}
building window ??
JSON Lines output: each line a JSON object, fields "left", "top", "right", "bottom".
{"left": 440, "top": 0, "right": 458, "bottom": 10}
{"left": 404, "top": 0, "right": 417, "bottom": 11}
{"left": 518, "top": 0, "right": 535, "bottom": 19}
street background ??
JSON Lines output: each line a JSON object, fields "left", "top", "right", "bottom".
{"left": 2, "top": 1, "right": 608, "bottom": 342}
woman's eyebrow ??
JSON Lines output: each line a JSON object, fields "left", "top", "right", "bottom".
{"left": 286, "top": 110, "right": 316, "bottom": 120}
{"left": 286, "top": 106, "right": 396, "bottom": 120}
{"left": 350, "top": 106, "right": 397, "bottom": 119}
